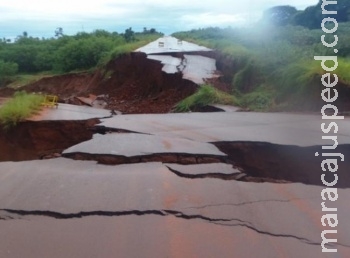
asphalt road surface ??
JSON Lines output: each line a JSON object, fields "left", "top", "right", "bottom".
{"left": 1, "top": 106, "right": 349, "bottom": 257}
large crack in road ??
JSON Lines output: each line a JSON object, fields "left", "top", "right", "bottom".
{"left": 0, "top": 116, "right": 349, "bottom": 256}
{"left": 2, "top": 208, "right": 346, "bottom": 249}
{"left": 62, "top": 152, "right": 227, "bottom": 165}
{"left": 165, "top": 165, "right": 247, "bottom": 180}
{"left": 1, "top": 118, "right": 350, "bottom": 187}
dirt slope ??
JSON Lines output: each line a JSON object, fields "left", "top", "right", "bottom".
{"left": 96, "top": 52, "right": 198, "bottom": 113}
{"left": 7, "top": 52, "right": 199, "bottom": 114}
{"left": 24, "top": 72, "right": 99, "bottom": 99}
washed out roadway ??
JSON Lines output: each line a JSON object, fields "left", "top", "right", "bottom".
{"left": 0, "top": 106, "right": 350, "bottom": 257}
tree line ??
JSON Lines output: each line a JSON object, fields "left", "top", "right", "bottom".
{"left": 0, "top": 28, "right": 162, "bottom": 86}
{"left": 262, "top": 0, "right": 350, "bottom": 28}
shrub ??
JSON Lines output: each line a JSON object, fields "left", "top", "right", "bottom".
{"left": 276, "top": 58, "right": 350, "bottom": 100}
{"left": 232, "top": 58, "right": 261, "bottom": 93}
{"left": 0, "top": 91, "right": 44, "bottom": 129}
{"left": 174, "top": 84, "right": 238, "bottom": 112}
{"left": 0, "top": 60, "right": 18, "bottom": 86}
{"left": 240, "top": 87, "right": 276, "bottom": 111}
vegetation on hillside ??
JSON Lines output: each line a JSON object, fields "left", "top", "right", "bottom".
{"left": 0, "top": 60, "right": 18, "bottom": 86}
{"left": 173, "top": 7, "right": 350, "bottom": 111}
{"left": 0, "top": 91, "right": 44, "bottom": 129}
{"left": 0, "top": 28, "right": 163, "bottom": 86}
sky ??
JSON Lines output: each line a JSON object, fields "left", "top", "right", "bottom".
{"left": 0, "top": 0, "right": 319, "bottom": 40}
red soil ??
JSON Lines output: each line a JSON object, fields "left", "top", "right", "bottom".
{"left": 1, "top": 52, "right": 201, "bottom": 114}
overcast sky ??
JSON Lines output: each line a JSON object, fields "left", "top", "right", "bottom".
{"left": 1, "top": 0, "right": 318, "bottom": 39}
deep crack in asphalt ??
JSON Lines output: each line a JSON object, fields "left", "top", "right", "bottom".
{"left": 1, "top": 208, "right": 347, "bottom": 248}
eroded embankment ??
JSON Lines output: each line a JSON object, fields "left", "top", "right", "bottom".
{"left": 214, "top": 142, "right": 350, "bottom": 188}
{"left": 1, "top": 120, "right": 349, "bottom": 187}
{"left": 0, "top": 119, "right": 99, "bottom": 161}
{"left": 23, "top": 72, "right": 99, "bottom": 99}
{"left": 7, "top": 52, "right": 199, "bottom": 114}
{"left": 94, "top": 52, "right": 198, "bottom": 113}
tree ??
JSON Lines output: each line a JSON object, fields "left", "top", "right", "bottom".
{"left": 292, "top": 0, "right": 350, "bottom": 29}
{"left": 123, "top": 27, "right": 135, "bottom": 42}
{"left": 54, "top": 37, "right": 114, "bottom": 72}
{"left": 262, "top": 6, "right": 298, "bottom": 26}
{"left": 55, "top": 27, "right": 64, "bottom": 38}
{"left": 293, "top": 6, "right": 319, "bottom": 29}
{"left": 92, "top": 29, "right": 111, "bottom": 37}
{"left": 0, "top": 60, "right": 18, "bottom": 86}
{"left": 317, "top": 0, "right": 350, "bottom": 22}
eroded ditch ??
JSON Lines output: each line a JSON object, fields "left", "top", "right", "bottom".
{"left": 0, "top": 119, "right": 99, "bottom": 161}
{"left": 0, "top": 120, "right": 349, "bottom": 188}
{"left": 214, "top": 142, "right": 350, "bottom": 188}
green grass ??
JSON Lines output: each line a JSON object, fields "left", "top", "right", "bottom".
{"left": 276, "top": 58, "right": 350, "bottom": 97}
{"left": 240, "top": 86, "right": 276, "bottom": 111}
{"left": 332, "top": 58, "right": 350, "bottom": 86}
{"left": 174, "top": 84, "right": 238, "bottom": 112}
{"left": 0, "top": 91, "right": 44, "bottom": 129}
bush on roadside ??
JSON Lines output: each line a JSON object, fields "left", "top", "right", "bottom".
{"left": 0, "top": 91, "right": 44, "bottom": 129}
{"left": 174, "top": 84, "right": 238, "bottom": 112}
{"left": 240, "top": 86, "right": 276, "bottom": 111}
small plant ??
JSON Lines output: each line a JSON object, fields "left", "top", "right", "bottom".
{"left": 174, "top": 84, "right": 238, "bottom": 112}
{"left": 0, "top": 91, "right": 44, "bottom": 129}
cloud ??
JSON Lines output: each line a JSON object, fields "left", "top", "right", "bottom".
{"left": 0, "top": 0, "right": 319, "bottom": 38}
{"left": 179, "top": 13, "right": 249, "bottom": 29}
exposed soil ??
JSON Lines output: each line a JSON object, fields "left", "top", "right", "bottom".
{"left": 24, "top": 72, "right": 99, "bottom": 99}
{"left": 0, "top": 119, "right": 99, "bottom": 161}
{"left": 2, "top": 49, "right": 349, "bottom": 113}
{"left": 0, "top": 52, "right": 200, "bottom": 114}
{"left": 95, "top": 52, "right": 198, "bottom": 113}
{"left": 0, "top": 87, "right": 15, "bottom": 98}
{"left": 214, "top": 142, "right": 350, "bottom": 188}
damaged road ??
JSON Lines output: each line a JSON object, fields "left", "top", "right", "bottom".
{"left": 0, "top": 108, "right": 350, "bottom": 257}
{"left": 0, "top": 159, "right": 350, "bottom": 257}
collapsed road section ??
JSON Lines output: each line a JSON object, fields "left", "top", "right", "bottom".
{"left": 9, "top": 37, "right": 223, "bottom": 114}
{"left": 1, "top": 107, "right": 349, "bottom": 187}
{"left": 0, "top": 106, "right": 350, "bottom": 257}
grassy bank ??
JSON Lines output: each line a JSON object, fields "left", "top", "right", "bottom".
{"left": 175, "top": 85, "right": 238, "bottom": 112}
{"left": 0, "top": 91, "right": 44, "bottom": 129}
